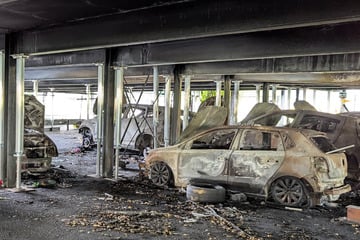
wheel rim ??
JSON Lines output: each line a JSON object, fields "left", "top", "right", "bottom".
{"left": 150, "top": 162, "right": 171, "bottom": 186}
{"left": 272, "top": 177, "right": 305, "bottom": 206}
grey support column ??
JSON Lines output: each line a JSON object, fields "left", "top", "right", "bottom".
{"left": 231, "top": 81, "right": 241, "bottom": 124}
{"left": 95, "top": 63, "right": 104, "bottom": 177}
{"left": 171, "top": 67, "right": 182, "bottom": 144}
{"left": 114, "top": 67, "right": 124, "bottom": 180}
{"left": 153, "top": 66, "right": 159, "bottom": 148}
{"left": 255, "top": 84, "right": 261, "bottom": 103}
{"left": 224, "top": 75, "right": 231, "bottom": 125}
{"left": 102, "top": 49, "right": 115, "bottom": 178}
{"left": 183, "top": 75, "right": 191, "bottom": 130}
{"left": 0, "top": 51, "right": 5, "bottom": 182}
{"left": 327, "top": 90, "right": 331, "bottom": 112}
{"left": 262, "top": 83, "right": 269, "bottom": 103}
{"left": 32, "top": 80, "right": 38, "bottom": 97}
{"left": 303, "top": 87, "right": 307, "bottom": 101}
{"left": 164, "top": 76, "right": 171, "bottom": 147}
{"left": 272, "top": 84, "right": 277, "bottom": 104}
{"left": 12, "top": 54, "right": 27, "bottom": 189}
{"left": 85, "top": 84, "right": 91, "bottom": 120}
{"left": 215, "top": 81, "right": 222, "bottom": 106}
{"left": 287, "top": 88, "right": 292, "bottom": 109}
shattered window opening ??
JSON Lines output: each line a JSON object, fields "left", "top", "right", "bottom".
{"left": 190, "top": 129, "right": 237, "bottom": 150}
{"left": 311, "top": 136, "right": 337, "bottom": 153}
{"left": 239, "top": 130, "right": 283, "bottom": 151}
{"left": 298, "top": 115, "right": 340, "bottom": 133}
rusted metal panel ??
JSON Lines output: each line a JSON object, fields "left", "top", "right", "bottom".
{"left": 347, "top": 205, "right": 360, "bottom": 224}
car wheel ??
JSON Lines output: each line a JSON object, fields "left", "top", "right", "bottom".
{"left": 186, "top": 183, "right": 226, "bottom": 203}
{"left": 135, "top": 134, "right": 154, "bottom": 155}
{"left": 270, "top": 177, "right": 308, "bottom": 207}
{"left": 150, "top": 162, "right": 173, "bottom": 187}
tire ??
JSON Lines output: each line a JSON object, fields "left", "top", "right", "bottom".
{"left": 135, "top": 134, "right": 154, "bottom": 155}
{"left": 186, "top": 183, "right": 226, "bottom": 203}
{"left": 149, "top": 162, "right": 173, "bottom": 187}
{"left": 270, "top": 176, "right": 309, "bottom": 207}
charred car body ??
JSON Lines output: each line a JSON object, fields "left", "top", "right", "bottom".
{"left": 243, "top": 107, "right": 360, "bottom": 180}
{"left": 146, "top": 125, "right": 350, "bottom": 207}
{"left": 24, "top": 95, "right": 58, "bottom": 172}
{"left": 79, "top": 104, "right": 165, "bottom": 153}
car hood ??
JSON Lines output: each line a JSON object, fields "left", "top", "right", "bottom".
{"left": 177, "top": 106, "right": 227, "bottom": 143}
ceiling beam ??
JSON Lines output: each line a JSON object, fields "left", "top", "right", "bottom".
{"left": 15, "top": 0, "right": 360, "bottom": 54}
{"left": 114, "top": 22, "right": 360, "bottom": 66}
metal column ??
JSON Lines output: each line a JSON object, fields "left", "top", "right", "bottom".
{"left": 95, "top": 64, "right": 104, "bottom": 177}
{"left": 272, "top": 84, "right": 277, "bottom": 104}
{"left": 114, "top": 67, "right": 124, "bottom": 180}
{"left": 303, "top": 87, "right": 307, "bottom": 101}
{"left": 262, "top": 83, "right": 269, "bottom": 103}
{"left": 32, "top": 80, "right": 38, "bottom": 97}
{"left": 287, "top": 88, "right": 292, "bottom": 109}
{"left": 12, "top": 54, "right": 27, "bottom": 189}
{"left": 0, "top": 51, "right": 5, "bottom": 182}
{"left": 255, "top": 84, "right": 261, "bottom": 103}
{"left": 164, "top": 76, "right": 171, "bottom": 147}
{"left": 231, "top": 81, "right": 241, "bottom": 124}
{"left": 153, "top": 66, "right": 159, "bottom": 148}
{"left": 183, "top": 75, "right": 191, "bottom": 130}
{"left": 215, "top": 81, "right": 222, "bottom": 106}
{"left": 224, "top": 75, "right": 231, "bottom": 125}
{"left": 86, "top": 84, "right": 91, "bottom": 120}
{"left": 171, "top": 67, "right": 182, "bottom": 144}
{"left": 102, "top": 48, "right": 115, "bottom": 178}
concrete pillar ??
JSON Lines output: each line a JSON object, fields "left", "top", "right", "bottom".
{"left": 171, "top": 67, "right": 182, "bottom": 144}
{"left": 153, "top": 66, "right": 159, "bottom": 148}
{"left": 49, "top": 88, "right": 55, "bottom": 130}
{"left": 281, "top": 89, "right": 286, "bottom": 109}
{"left": 327, "top": 90, "right": 331, "bottom": 112}
{"left": 183, "top": 75, "right": 191, "bottom": 130}
{"left": 164, "top": 76, "right": 171, "bottom": 147}
{"left": 224, "top": 75, "right": 232, "bottom": 125}
{"left": 287, "top": 88, "right": 292, "bottom": 109}
{"left": 0, "top": 51, "right": 5, "bottom": 182}
{"left": 32, "top": 80, "right": 38, "bottom": 97}
{"left": 272, "top": 84, "right": 277, "bottom": 104}
{"left": 85, "top": 84, "right": 91, "bottom": 120}
{"left": 12, "top": 54, "right": 27, "bottom": 189}
{"left": 5, "top": 34, "right": 17, "bottom": 187}
{"left": 102, "top": 49, "right": 115, "bottom": 178}
{"left": 95, "top": 63, "right": 104, "bottom": 177}
{"left": 295, "top": 88, "right": 300, "bottom": 101}
{"left": 215, "top": 81, "right": 222, "bottom": 106}
{"left": 231, "top": 81, "right": 241, "bottom": 124}
{"left": 255, "top": 84, "right": 261, "bottom": 103}
{"left": 114, "top": 67, "right": 124, "bottom": 180}
{"left": 262, "top": 83, "right": 269, "bottom": 103}
{"left": 303, "top": 87, "right": 307, "bottom": 101}
{"left": 312, "top": 89, "right": 316, "bottom": 106}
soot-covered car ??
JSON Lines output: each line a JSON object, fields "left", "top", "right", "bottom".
{"left": 243, "top": 106, "right": 360, "bottom": 180}
{"left": 79, "top": 104, "right": 165, "bottom": 153}
{"left": 23, "top": 95, "right": 58, "bottom": 172}
{"left": 145, "top": 125, "right": 350, "bottom": 207}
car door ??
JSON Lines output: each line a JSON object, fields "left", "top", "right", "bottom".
{"left": 228, "top": 129, "right": 285, "bottom": 195}
{"left": 178, "top": 128, "right": 238, "bottom": 186}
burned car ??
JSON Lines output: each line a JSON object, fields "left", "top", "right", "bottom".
{"left": 146, "top": 125, "right": 350, "bottom": 207}
{"left": 79, "top": 104, "right": 165, "bottom": 153}
{"left": 23, "top": 95, "right": 58, "bottom": 172}
{"left": 243, "top": 107, "right": 360, "bottom": 180}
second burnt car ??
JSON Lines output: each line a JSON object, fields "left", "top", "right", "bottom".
{"left": 243, "top": 106, "right": 360, "bottom": 180}
{"left": 145, "top": 125, "right": 350, "bottom": 207}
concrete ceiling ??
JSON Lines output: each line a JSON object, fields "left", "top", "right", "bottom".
{"left": 2, "top": 0, "right": 360, "bottom": 94}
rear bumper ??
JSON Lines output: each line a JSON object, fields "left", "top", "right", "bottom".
{"left": 323, "top": 184, "right": 351, "bottom": 201}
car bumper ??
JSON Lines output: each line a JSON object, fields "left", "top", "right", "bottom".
{"left": 323, "top": 184, "right": 351, "bottom": 201}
